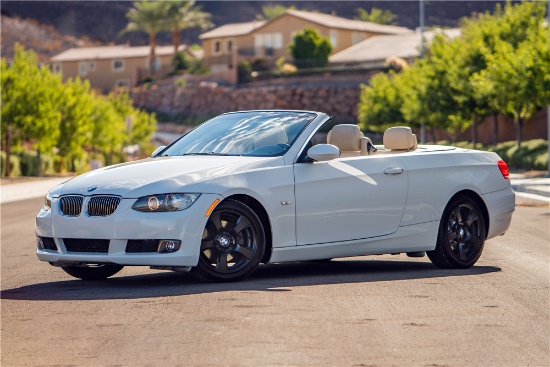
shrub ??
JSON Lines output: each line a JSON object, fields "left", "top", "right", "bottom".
{"left": 289, "top": 27, "right": 332, "bottom": 69}
{"left": 274, "top": 57, "right": 297, "bottom": 76}
{"left": 237, "top": 60, "right": 253, "bottom": 83}
{"left": 172, "top": 52, "right": 189, "bottom": 72}
{"left": 0, "top": 151, "right": 22, "bottom": 177}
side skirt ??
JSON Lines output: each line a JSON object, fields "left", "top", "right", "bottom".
{"left": 269, "top": 221, "right": 439, "bottom": 263}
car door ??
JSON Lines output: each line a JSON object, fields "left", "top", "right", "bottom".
{"left": 293, "top": 155, "right": 408, "bottom": 245}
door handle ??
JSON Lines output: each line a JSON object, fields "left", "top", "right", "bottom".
{"left": 384, "top": 167, "right": 404, "bottom": 175}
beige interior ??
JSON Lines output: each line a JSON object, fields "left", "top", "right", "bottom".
{"left": 327, "top": 124, "right": 373, "bottom": 157}
{"left": 383, "top": 126, "right": 417, "bottom": 151}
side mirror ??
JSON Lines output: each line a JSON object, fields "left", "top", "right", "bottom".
{"left": 307, "top": 144, "right": 341, "bottom": 162}
{"left": 151, "top": 146, "right": 167, "bottom": 157}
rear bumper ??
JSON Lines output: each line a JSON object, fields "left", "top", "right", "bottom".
{"left": 35, "top": 193, "right": 223, "bottom": 267}
{"left": 483, "top": 187, "right": 515, "bottom": 239}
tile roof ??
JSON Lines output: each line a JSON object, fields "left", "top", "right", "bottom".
{"left": 199, "top": 20, "right": 267, "bottom": 40}
{"left": 329, "top": 28, "right": 461, "bottom": 64}
{"left": 51, "top": 45, "right": 188, "bottom": 62}
{"left": 285, "top": 9, "right": 412, "bottom": 34}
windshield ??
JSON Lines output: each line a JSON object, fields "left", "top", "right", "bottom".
{"left": 161, "top": 111, "right": 316, "bottom": 157}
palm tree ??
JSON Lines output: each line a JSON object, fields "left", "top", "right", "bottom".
{"left": 355, "top": 7, "right": 398, "bottom": 25}
{"left": 123, "top": 1, "right": 166, "bottom": 74}
{"left": 163, "top": 0, "right": 212, "bottom": 54}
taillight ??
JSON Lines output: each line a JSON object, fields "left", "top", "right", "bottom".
{"left": 497, "top": 160, "right": 510, "bottom": 180}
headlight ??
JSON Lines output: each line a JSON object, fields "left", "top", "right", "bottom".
{"left": 42, "top": 193, "right": 52, "bottom": 211}
{"left": 132, "top": 193, "right": 200, "bottom": 212}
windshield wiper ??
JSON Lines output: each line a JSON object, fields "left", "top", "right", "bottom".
{"left": 180, "top": 152, "right": 240, "bottom": 157}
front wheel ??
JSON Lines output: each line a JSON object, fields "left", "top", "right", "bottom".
{"left": 191, "top": 200, "right": 265, "bottom": 282}
{"left": 428, "top": 195, "right": 487, "bottom": 269}
{"left": 61, "top": 264, "right": 124, "bottom": 280}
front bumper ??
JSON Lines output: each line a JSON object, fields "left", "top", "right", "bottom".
{"left": 35, "top": 193, "right": 223, "bottom": 267}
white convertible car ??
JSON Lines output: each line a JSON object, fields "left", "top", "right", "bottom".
{"left": 36, "top": 110, "right": 515, "bottom": 282}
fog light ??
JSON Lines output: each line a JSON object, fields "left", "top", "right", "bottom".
{"left": 37, "top": 237, "right": 44, "bottom": 250}
{"left": 157, "top": 240, "right": 181, "bottom": 253}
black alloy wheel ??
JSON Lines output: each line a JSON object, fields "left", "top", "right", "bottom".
{"left": 428, "top": 195, "right": 487, "bottom": 269}
{"left": 191, "top": 200, "right": 265, "bottom": 282}
{"left": 61, "top": 264, "right": 124, "bottom": 280}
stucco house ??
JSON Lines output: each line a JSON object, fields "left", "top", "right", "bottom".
{"left": 50, "top": 44, "right": 198, "bottom": 92}
{"left": 199, "top": 9, "right": 413, "bottom": 72}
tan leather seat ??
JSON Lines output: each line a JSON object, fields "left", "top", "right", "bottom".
{"left": 327, "top": 124, "right": 374, "bottom": 158}
{"left": 383, "top": 126, "right": 417, "bottom": 151}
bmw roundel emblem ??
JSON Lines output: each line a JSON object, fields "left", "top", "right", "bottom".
{"left": 87, "top": 186, "right": 98, "bottom": 192}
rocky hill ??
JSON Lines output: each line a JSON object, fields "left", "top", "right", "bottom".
{"left": 2, "top": 1, "right": 510, "bottom": 49}
{"left": 0, "top": 16, "right": 101, "bottom": 63}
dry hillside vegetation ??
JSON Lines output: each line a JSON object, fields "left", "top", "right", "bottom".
{"left": 1, "top": 16, "right": 100, "bottom": 63}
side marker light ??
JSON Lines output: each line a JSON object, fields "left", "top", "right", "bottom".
{"left": 205, "top": 199, "right": 220, "bottom": 217}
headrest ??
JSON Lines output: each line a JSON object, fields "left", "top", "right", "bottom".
{"left": 327, "top": 124, "right": 364, "bottom": 152}
{"left": 255, "top": 125, "right": 288, "bottom": 148}
{"left": 383, "top": 126, "right": 416, "bottom": 150}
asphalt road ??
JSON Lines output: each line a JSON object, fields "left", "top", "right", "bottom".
{"left": 1, "top": 197, "right": 549, "bottom": 367}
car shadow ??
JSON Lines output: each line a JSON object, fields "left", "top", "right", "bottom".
{"left": 1, "top": 259, "right": 501, "bottom": 301}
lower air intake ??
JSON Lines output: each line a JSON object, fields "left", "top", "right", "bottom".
{"left": 64, "top": 238, "right": 109, "bottom": 253}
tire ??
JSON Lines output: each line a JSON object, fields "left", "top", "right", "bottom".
{"left": 428, "top": 195, "right": 487, "bottom": 269}
{"left": 61, "top": 264, "right": 124, "bottom": 280}
{"left": 191, "top": 200, "right": 265, "bottom": 282}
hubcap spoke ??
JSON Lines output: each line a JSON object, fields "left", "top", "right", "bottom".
{"left": 234, "top": 244, "right": 255, "bottom": 260}
{"left": 465, "top": 210, "right": 479, "bottom": 227}
{"left": 216, "top": 253, "right": 229, "bottom": 273}
{"left": 201, "top": 239, "right": 215, "bottom": 251}
{"left": 232, "top": 215, "right": 252, "bottom": 234}
{"left": 453, "top": 206, "right": 463, "bottom": 223}
{"left": 457, "top": 242, "right": 467, "bottom": 260}
{"left": 210, "top": 211, "right": 224, "bottom": 231}
{"left": 468, "top": 234, "right": 483, "bottom": 249}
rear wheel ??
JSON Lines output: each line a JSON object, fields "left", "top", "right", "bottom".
{"left": 191, "top": 200, "right": 265, "bottom": 282}
{"left": 61, "top": 264, "right": 123, "bottom": 280}
{"left": 428, "top": 195, "right": 486, "bottom": 269}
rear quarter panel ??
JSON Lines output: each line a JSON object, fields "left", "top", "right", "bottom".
{"left": 398, "top": 149, "right": 510, "bottom": 227}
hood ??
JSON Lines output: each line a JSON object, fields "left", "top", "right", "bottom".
{"left": 55, "top": 156, "right": 282, "bottom": 198}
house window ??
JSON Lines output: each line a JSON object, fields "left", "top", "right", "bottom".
{"left": 88, "top": 61, "right": 96, "bottom": 71}
{"left": 79, "top": 61, "right": 87, "bottom": 76}
{"left": 52, "top": 63, "right": 62, "bottom": 74}
{"left": 255, "top": 33, "right": 284, "bottom": 50}
{"left": 330, "top": 30, "right": 338, "bottom": 47}
{"left": 112, "top": 59, "right": 125, "bottom": 72}
{"left": 227, "top": 40, "right": 233, "bottom": 53}
{"left": 352, "top": 32, "right": 359, "bottom": 45}
{"left": 213, "top": 41, "right": 221, "bottom": 54}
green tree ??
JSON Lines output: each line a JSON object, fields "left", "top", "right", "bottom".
{"left": 358, "top": 72, "right": 405, "bottom": 132}
{"left": 163, "top": 0, "right": 212, "bottom": 53}
{"left": 472, "top": 26, "right": 550, "bottom": 148}
{"left": 289, "top": 27, "right": 332, "bottom": 68}
{"left": 108, "top": 92, "right": 156, "bottom": 149}
{"left": 355, "top": 7, "right": 398, "bottom": 25}
{"left": 56, "top": 77, "right": 95, "bottom": 169}
{"left": 257, "top": 5, "right": 296, "bottom": 20}
{"left": 1, "top": 45, "right": 62, "bottom": 176}
{"left": 459, "top": 1, "right": 547, "bottom": 145}
{"left": 123, "top": 1, "right": 167, "bottom": 74}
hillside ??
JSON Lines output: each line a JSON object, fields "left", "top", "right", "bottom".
{"left": 0, "top": 16, "right": 101, "bottom": 63}
{"left": 1, "top": 1, "right": 510, "bottom": 49}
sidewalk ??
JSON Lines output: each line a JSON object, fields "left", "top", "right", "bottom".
{"left": 1, "top": 172, "right": 548, "bottom": 204}
{"left": 509, "top": 173, "right": 550, "bottom": 200}
{"left": 0, "top": 177, "right": 69, "bottom": 204}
